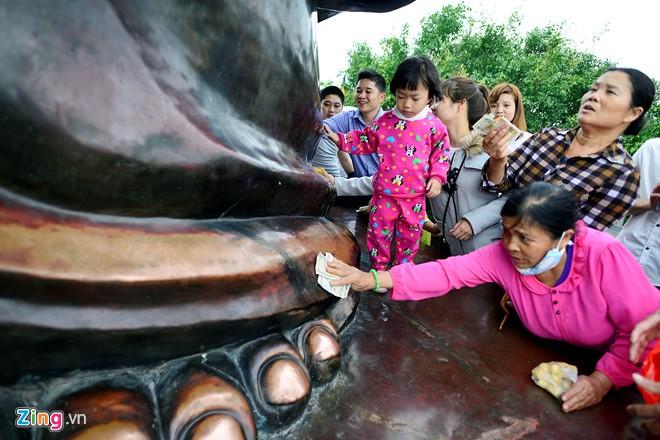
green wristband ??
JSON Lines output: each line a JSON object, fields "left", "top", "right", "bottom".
{"left": 369, "top": 269, "right": 380, "bottom": 290}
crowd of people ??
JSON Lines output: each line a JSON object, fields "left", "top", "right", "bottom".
{"left": 312, "top": 57, "right": 660, "bottom": 416}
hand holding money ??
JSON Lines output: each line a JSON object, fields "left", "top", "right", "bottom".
{"left": 476, "top": 113, "right": 520, "bottom": 162}
{"left": 322, "top": 254, "right": 375, "bottom": 292}
{"left": 315, "top": 252, "right": 351, "bottom": 298}
{"left": 473, "top": 113, "right": 522, "bottom": 139}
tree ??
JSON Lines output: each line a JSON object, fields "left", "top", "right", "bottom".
{"left": 342, "top": 26, "right": 410, "bottom": 109}
{"left": 339, "top": 3, "right": 659, "bottom": 153}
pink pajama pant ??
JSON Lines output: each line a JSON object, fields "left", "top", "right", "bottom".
{"left": 366, "top": 193, "right": 426, "bottom": 270}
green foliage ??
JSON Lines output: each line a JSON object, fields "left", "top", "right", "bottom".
{"left": 342, "top": 26, "right": 410, "bottom": 109}
{"left": 338, "top": 3, "right": 659, "bottom": 154}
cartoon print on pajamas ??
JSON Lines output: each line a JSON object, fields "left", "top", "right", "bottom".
{"left": 335, "top": 110, "right": 451, "bottom": 270}
{"left": 366, "top": 194, "right": 428, "bottom": 268}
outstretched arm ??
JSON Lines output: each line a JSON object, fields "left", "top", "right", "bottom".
{"left": 327, "top": 242, "right": 504, "bottom": 299}
{"left": 327, "top": 258, "right": 391, "bottom": 291}
{"left": 389, "top": 242, "right": 503, "bottom": 301}
{"left": 325, "top": 124, "right": 379, "bottom": 155}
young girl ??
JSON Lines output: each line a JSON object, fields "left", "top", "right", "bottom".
{"left": 325, "top": 56, "right": 450, "bottom": 272}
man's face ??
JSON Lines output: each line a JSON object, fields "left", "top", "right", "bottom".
{"left": 321, "top": 94, "right": 343, "bottom": 119}
{"left": 354, "top": 79, "right": 385, "bottom": 115}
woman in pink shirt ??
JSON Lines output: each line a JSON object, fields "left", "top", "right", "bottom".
{"left": 327, "top": 182, "right": 660, "bottom": 412}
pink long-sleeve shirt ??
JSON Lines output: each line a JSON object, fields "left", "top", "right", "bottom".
{"left": 337, "top": 109, "right": 450, "bottom": 197}
{"left": 390, "top": 220, "right": 660, "bottom": 388}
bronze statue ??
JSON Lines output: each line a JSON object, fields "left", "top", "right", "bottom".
{"left": 0, "top": 1, "right": 412, "bottom": 438}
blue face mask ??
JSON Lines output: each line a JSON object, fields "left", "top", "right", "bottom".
{"left": 515, "top": 231, "right": 569, "bottom": 276}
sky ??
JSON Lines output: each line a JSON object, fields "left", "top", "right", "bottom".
{"left": 316, "top": 0, "right": 659, "bottom": 85}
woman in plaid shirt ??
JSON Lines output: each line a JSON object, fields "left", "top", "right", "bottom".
{"left": 481, "top": 68, "right": 655, "bottom": 230}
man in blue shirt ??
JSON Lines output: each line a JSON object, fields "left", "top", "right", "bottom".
{"left": 322, "top": 70, "right": 386, "bottom": 177}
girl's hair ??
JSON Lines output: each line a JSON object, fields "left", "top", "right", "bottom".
{"left": 489, "top": 83, "right": 527, "bottom": 131}
{"left": 439, "top": 77, "right": 490, "bottom": 129}
{"left": 501, "top": 182, "right": 578, "bottom": 239}
{"left": 389, "top": 56, "right": 442, "bottom": 102}
{"left": 605, "top": 67, "right": 656, "bottom": 135}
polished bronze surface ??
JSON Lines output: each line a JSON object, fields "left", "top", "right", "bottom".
{"left": 306, "top": 326, "right": 340, "bottom": 362}
{"left": 0, "top": 0, "right": 364, "bottom": 381}
{"left": 240, "top": 336, "right": 313, "bottom": 426}
{"left": 57, "top": 389, "right": 153, "bottom": 439}
{"left": 188, "top": 415, "right": 245, "bottom": 440}
{"left": 260, "top": 359, "right": 311, "bottom": 405}
{"left": 0, "top": 189, "right": 358, "bottom": 377}
{"left": 169, "top": 372, "right": 255, "bottom": 440}
{"left": 296, "top": 317, "right": 342, "bottom": 383}
{"left": 0, "top": 0, "right": 331, "bottom": 219}
{"left": 68, "top": 422, "right": 151, "bottom": 440}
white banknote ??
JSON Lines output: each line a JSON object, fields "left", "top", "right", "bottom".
{"left": 473, "top": 113, "right": 521, "bottom": 139}
{"left": 315, "top": 252, "right": 350, "bottom": 298}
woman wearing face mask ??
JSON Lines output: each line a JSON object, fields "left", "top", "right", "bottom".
{"left": 326, "top": 182, "right": 660, "bottom": 412}
{"left": 483, "top": 68, "right": 655, "bottom": 231}
{"left": 429, "top": 77, "right": 505, "bottom": 255}
{"left": 488, "top": 82, "right": 532, "bottom": 149}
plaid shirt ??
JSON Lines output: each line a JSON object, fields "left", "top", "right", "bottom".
{"left": 481, "top": 127, "right": 639, "bottom": 230}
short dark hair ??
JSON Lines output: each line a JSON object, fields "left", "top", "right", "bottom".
{"left": 606, "top": 67, "right": 656, "bottom": 136}
{"left": 389, "top": 56, "right": 442, "bottom": 102}
{"left": 501, "top": 182, "right": 579, "bottom": 239}
{"left": 440, "top": 77, "right": 490, "bottom": 129}
{"left": 320, "top": 85, "right": 344, "bottom": 104}
{"left": 357, "top": 69, "right": 387, "bottom": 93}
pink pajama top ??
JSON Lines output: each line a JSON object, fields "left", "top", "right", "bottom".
{"left": 389, "top": 221, "right": 660, "bottom": 388}
{"left": 337, "top": 109, "right": 450, "bottom": 198}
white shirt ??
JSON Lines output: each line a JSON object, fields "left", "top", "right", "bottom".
{"left": 617, "top": 138, "right": 660, "bottom": 286}
{"left": 335, "top": 176, "right": 373, "bottom": 197}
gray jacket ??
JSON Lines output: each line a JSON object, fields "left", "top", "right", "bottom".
{"left": 430, "top": 133, "right": 505, "bottom": 255}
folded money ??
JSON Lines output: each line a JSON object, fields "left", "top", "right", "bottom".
{"left": 315, "top": 252, "right": 350, "bottom": 298}
{"left": 472, "top": 113, "right": 521, "bottom": 140}
{"left": 531, "top": 361, "right": 578, "bottom": 399}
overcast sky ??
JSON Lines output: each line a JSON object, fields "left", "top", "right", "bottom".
{"left": 317, "top": 0, "right": 659, "bottom": 85}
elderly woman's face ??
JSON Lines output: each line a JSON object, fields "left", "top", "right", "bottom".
{"left": 578, "top": 70, "right": 642, "bottom": 131}
{"left": 501, "top": 217, "right": 570, "bottom": 270}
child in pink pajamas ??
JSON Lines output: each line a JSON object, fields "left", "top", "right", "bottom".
{"left": 326, "top": 57, "right": 451, "bottom": 270}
